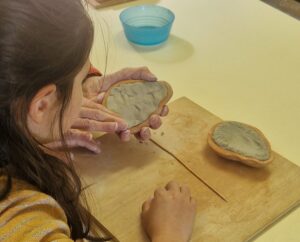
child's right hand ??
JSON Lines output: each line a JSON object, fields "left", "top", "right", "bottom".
{"left": 142, "top": 181, "right": 197, "bottom": 242}
{"left": 83, "top": 67, "right": 169, "bottom": 142}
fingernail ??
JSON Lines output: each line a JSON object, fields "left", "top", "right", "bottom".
{"left": 123, "top": 130, "right": 131, "bottom": 141}
{"left": 118, "top": 122, "right": 128, "bottom": 131}
{"left": 97, "top": 92, "right": 105, "bottom": 103}
{"left": 148, "top": 74, "right": 157, "bottom": 81}
{"left": 142, "top": 128, "right": 151, "bottom": 139}
{"left": 92, "top": 146, "right": 101, "bottom": 154}
{"left": 150, "top": 116, "right": 161, "bottom": 128}
{"left": 152, "top": 115, "right": 160, "bottom": 123}
{"left": 161, "top": 105, "right": 169, "bottom": 117}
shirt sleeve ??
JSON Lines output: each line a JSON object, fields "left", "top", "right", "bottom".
{"left": 0, "top": 188, "right": 74, "bottom": 242}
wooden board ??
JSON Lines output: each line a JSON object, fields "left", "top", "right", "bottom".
{"left": 74, "top": 97, "right": 300, "bottom": 242}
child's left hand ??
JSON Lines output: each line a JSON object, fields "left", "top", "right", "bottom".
{"left": 45, "top": 97, "right": 128, "bottom": 154}
{"left": 82, "top": 66, "right": 169, "bottom": 142}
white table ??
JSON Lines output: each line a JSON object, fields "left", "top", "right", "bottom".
{"left": 87, "top": 0, "right": 300, "bottom": 241}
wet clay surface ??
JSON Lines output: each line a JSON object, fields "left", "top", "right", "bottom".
{"left": 212, "top": 121, "right": 271, "bottom": 161}
{"left": 106, "top": 81, "right": 168, "bottom": 128}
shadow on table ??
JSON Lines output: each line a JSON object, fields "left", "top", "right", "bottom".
{"left": 116, "top": 32, "right": 194, "bottom": 63}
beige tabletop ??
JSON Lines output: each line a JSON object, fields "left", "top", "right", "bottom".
{"left": 87, "top": 0, "right": 300, "bottom": 241}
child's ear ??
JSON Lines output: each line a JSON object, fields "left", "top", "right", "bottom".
{"left": 28, "top": 84, "right": 57, "bottom": 124}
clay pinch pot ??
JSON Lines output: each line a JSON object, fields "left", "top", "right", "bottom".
{"left": 207, "top": 121, "right": 274, "bottom": 168}
{"left": 102, "top": 79, "right": 173, "bottom": 134}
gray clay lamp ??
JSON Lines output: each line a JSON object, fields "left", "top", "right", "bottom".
{"left": 208, "top": 121, "right": 273, "bottom": 168}
{"left": 103, "top": 80, "right": 173, "bottom": 134}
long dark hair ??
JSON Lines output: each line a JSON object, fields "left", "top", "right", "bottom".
{"left": 0, "top": 0, "right": 108, "bottom": 240}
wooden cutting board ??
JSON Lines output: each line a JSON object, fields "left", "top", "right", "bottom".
{"left": 74, "top": 97, "right": 300, "bottom": 242}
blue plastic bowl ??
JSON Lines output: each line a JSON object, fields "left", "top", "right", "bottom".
{"left": 120, "top": 5, "right": 175, "bottom": 46}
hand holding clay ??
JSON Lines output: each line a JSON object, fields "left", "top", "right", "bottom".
{"left": 44, "top": 67, "right": 170, "bottom": 154}
{"left": 103, "top": 79, "right": 172, "bottom": 133}
{"left": 82, "top": 67, "right": 170, "bottom": 142}
{"left": 71, "top": 97, "right": 127, "bottom": 133}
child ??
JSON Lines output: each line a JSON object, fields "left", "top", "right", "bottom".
{"left": 0, "top": 0, "right": 196, "bottom": 241}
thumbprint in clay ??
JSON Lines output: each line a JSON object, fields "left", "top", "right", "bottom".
{"left": 207, "top": 121, "right": 274, "bottom": 168}
{"left": 102, "top": 80, "right": 173, "bottom": 133}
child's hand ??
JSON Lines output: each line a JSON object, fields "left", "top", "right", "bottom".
{"left": 44, "top": 98, "right": 128, "bottom": 154}
{"left": 44, "top": 128, "right": 101, "bottom": 154}
{"left": 83, "top": 66, "right": 158, "bottom": 99}
{"left": 82, "top": 67, "right": 169, "bottom": 142}
{"left": 142, "top": 181, "right": 197, "bottom": 242}
{"left": 72, "top": 97, "right": 128, "bottom": 134}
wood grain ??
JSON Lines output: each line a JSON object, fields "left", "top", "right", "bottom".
{"left": 74, "top": 97, "right": 300, "bottom": 242}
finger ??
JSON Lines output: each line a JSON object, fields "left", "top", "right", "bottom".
{"left": 45, "top": 134, "right": 101, "bottom": 154}
{"left": 160, "top": 105, "right": 169, "bottom": 117}
{"left": 79, "top": 107, "right": 128, "bottom": 131}
{"left": 66, "top": 129, "right": 93, "bottom": 141}
{"left": 180, "top": 185, "right": 191, "bottom": 197}
{"left": 91, "top": 92, "right": 106, "bottom": 104}
{"left": 149, "top": 115, "right": 162, "bottom": 130}
{"left": 82, "top": 98, "right": 123, "bottom": 117}
{"left": 129, "top": 66, "right": 157, "bottom": 82}
{"left": 44, "top": 129, "right": 99, "bottom": 153}
{"left": 140, "top": 127, "right": 151, "bottom": 140}
{"left": 100, "top": 71, "right": 126, "bottom": 91}
{"left": 154, "top": 187, "right": 166, "bottom": 198}
{"left": 101, "top": 67, "right": 157, "bottom": 91}
{"left": 118, "top": 130, "right": 131, "bottom": 142}
{"left": 80, "top": 106, "right": 115, "bottom": 122}
{"left": 66, "top": 137, "right": 101, "bottom": 154}
{"left": 142, "top": 197, "right": 153, "bottom": 213}
{"left": 65, "top": 129, "right": 101, "bottom": 153}
{"left": 65, "top": 129, "right": 99, "bottom": 151}
{"left": 165, "top": 181, "right": 181, "bottom": 193}
{"left": 82, "top": 76, "right": 102, "bottom": 98}
{"left": 134, "top": 127, "right": 151, "bottom": 141}
{"left": 72, "top": 118, "right": 119, "bottom": 133}
{"left": 45, "top": 140, "right": 66, "bottom": 150}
